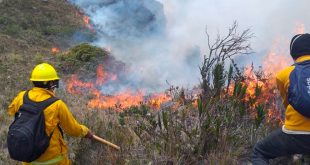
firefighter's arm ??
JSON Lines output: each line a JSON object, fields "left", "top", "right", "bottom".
{"left": 8, "top": 91, "right": 26, "bottom": 116}
{"left": 57, "top": 101, "right": 89, "bottom": 137}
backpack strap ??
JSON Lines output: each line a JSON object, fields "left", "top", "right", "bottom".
{"left": 23, "top": 91, "right": 59, "bottom": 112}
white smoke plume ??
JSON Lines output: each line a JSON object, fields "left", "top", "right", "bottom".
{"left": 69, "top": 0, "right": 310, "bottom": 93}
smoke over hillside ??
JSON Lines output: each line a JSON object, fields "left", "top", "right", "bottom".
{"left": 70, "top": 0, "right": 201, "bottom": 92}
{"left": 70, "top": 0, "right": 309, "bottom": 92}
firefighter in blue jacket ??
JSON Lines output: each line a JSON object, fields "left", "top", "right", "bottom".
{"left": 253, "top": 33, "right": 310, "bottom": 164}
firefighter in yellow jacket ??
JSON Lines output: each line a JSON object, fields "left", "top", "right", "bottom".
{"left": 252, "top": 33, "right": 310, "bottom": 164}
{"left": 8, "top": 63, "right": 93, "bottom": 165}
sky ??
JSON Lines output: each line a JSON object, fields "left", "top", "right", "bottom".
{"left": 70, "top": 0, "right": 310, "bottom": 92}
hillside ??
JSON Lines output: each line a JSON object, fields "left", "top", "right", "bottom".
{"left": 0, "top": 0, "right": 93, "bottom": 94}
{"left": 1, "top": 0, "right": 87, "bottom": 51}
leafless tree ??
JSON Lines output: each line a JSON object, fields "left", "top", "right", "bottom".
{"left": 199, "top": 21, "right": 253, "bottom": 97}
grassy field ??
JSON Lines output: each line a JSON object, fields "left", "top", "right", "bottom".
{"left": 0, "top": 0, "right": 301, "bottom": 164}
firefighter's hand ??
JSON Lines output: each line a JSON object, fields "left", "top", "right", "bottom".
{"left": 85, "top": 131, "right": 94, "bottom": 139}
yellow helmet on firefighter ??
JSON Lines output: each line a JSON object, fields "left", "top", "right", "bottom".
{"left": 30, "top": 63, "right": 60, "bottom": 81}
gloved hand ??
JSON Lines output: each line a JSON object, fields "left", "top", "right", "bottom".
{"left": 85, "top": 130, "right": 94, "bottom": 139}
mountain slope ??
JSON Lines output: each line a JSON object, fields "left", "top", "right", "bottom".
{"left": 0, "top": 0, "right": 85, "bottom": 54}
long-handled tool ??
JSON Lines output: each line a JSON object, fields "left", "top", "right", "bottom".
{"left": 93, "top": 135, "right": 121, "bottom": 150}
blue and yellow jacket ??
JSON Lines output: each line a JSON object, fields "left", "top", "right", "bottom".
{"left": 276, "top": 55, "right": 310, "bottom": 131}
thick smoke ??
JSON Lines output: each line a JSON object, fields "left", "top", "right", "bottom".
{"left": 70, "top": 0, "right": 309, "bottom": 93}
{"left": 70, "top": 0, "right": 201, "bottom": 93}
{"left": 74, "top": 0, "right": 165, "bottom": 40}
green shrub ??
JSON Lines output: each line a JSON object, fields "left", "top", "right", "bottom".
{"left": 69, "top": 43, "right": 106, "bottom": 62}
{"left": 57, "top": 43, "right": 108, "bottom": 73}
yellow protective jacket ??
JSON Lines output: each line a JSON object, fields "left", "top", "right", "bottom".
{"left": 276, "top": 55, "right": 310, "bottom": 131}
{"left": 8, "top": 87, "right": 89, "bottom": 165}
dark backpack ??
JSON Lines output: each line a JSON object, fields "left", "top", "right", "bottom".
{"left": 288, "top": 60, "right": 310, "bottom": 118}
{"left": 7, "top": 91, "right": 59, "bottom": 162}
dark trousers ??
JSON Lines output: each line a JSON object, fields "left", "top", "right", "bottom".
{"left": 252, "top": 128, "right": 310, "bottom": 165}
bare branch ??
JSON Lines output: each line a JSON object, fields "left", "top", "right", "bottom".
{"left": 200, "top": 21, "right": 253, "bottom": 96}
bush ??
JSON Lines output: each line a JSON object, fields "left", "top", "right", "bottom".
{"left": 57, "top": 43, "right": 108, "bottom": 73}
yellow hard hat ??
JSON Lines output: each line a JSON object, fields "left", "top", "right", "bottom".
{"left": 30, "top": 63, "right": 60, "bottom": 81}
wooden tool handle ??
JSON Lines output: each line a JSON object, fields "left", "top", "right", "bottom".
{"left": 93, "top": 135, "right": 121, "bottom": 150}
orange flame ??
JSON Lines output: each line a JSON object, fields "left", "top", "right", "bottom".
{"left": 95, "top": 64, "right": 117, "bottom": 85}
{"left": 76, "top": 10, "right": 95, "bottom": 32}
{"left": 82, "top": 15, "right": 94, "bottom": 32}
{"left": 96, "top": 64, "right": 105, "bottom": 85}
{"left": 240, "top": 30, "right": 302, "bottom": 124}
{"left": 83, "top": 15, "right": 90, "bottom": 24}
{"left": 239, "top": 64, "right": 283, "bottom": 124}
{"left": 66, "top": 64, "right": 171, "bottom": 110}
{"left": 67, "top": 75, "right": 94, "bottom": 94}
{"left": 88, "top": 90, "right": 145, "bottom": 110}
{"left": 262, "top": 39, "right": 292, "bottom": 77}
{"left": 51, "top": 47, "right": 60, "bottom": 54}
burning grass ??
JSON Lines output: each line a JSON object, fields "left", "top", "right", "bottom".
{"left": 57, "top": 52, "right": 285, "bottom": 164}
{"left": 63, "top": 75, "right": 281, "bottom": 164}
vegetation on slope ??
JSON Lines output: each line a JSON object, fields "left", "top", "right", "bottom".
{"left": 0, "top": 0, "right": 87, "bottom": 53}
